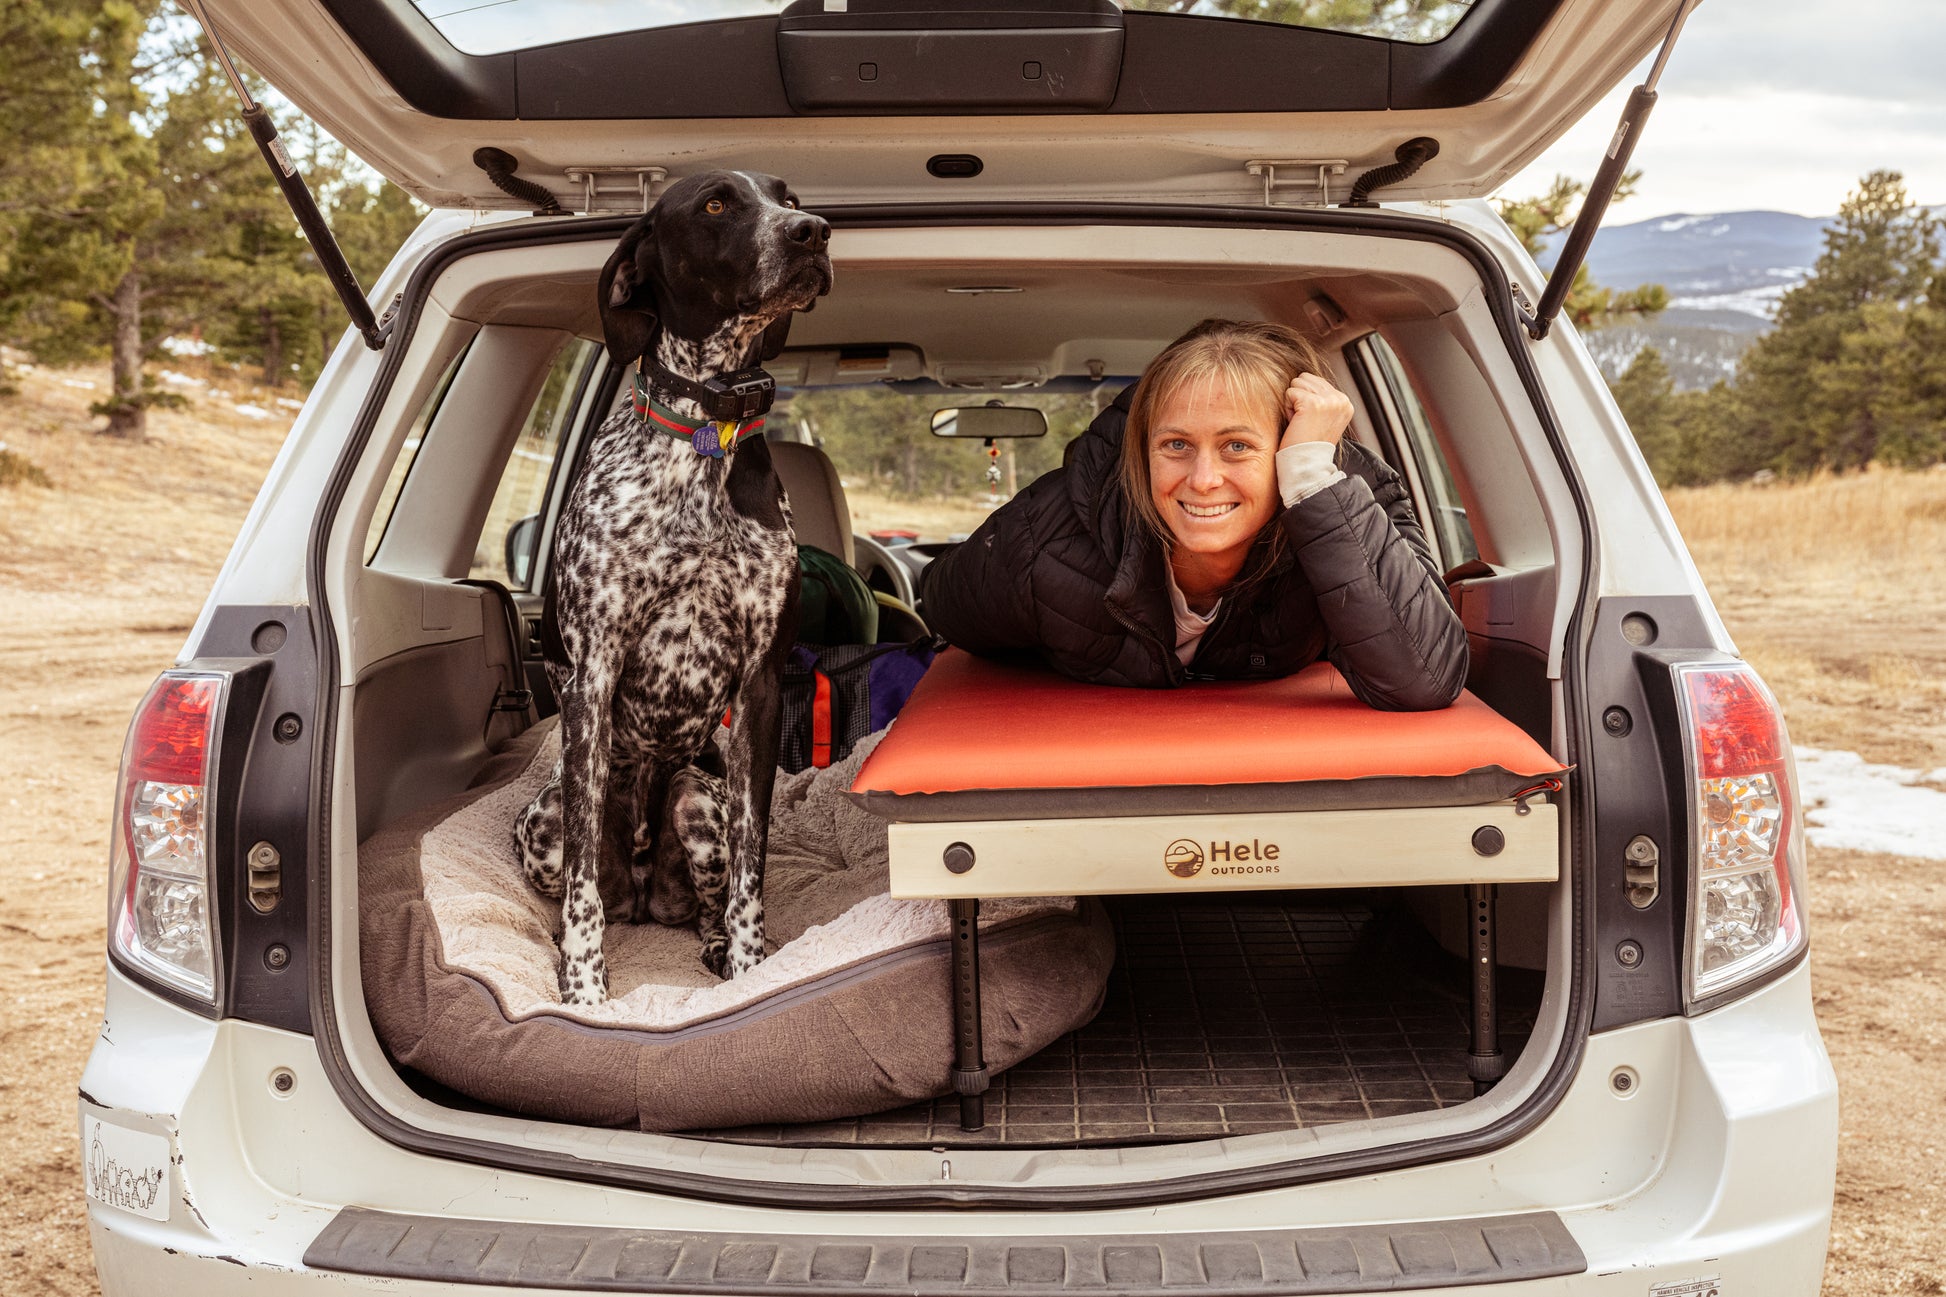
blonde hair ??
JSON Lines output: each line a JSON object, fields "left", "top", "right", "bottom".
{"left": 1120, "top": 318, "right": 1328, "bottom": 587}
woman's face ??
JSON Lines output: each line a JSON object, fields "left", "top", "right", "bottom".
{"left": 1148, "top": 375, "right": 1281, "bottom": 569}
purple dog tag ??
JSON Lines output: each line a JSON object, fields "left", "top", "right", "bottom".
{"left": 692, "top": 423, "right": 724, "bottom": 457}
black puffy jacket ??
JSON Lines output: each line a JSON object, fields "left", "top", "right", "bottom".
{"left": 920, "top": 387, "right": 1468, "bottom": 711}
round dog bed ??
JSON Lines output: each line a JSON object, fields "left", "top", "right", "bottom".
{"left": 358, "top": 719, "right": 1114, "bottom": 1131}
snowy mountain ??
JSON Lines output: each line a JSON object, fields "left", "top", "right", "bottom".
{"left": 1538, "top": 210, "right": 1834, "bottom": 388}
{"left": 1544, "top": 210, "right": 1832, "bottom": 327}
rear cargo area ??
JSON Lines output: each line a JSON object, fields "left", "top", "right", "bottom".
{"left": 387, "top": 886, "right": 1538, "bottom": 1146}
{"left": 329, "top": 220, "right": 1574, "bottom": 1172}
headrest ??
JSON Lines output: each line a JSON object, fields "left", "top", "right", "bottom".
{"left": 769, "top": 440, "right": 853, "bottom": 566}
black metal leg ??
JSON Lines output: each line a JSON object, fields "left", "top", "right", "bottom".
{"left": 1466, "top": 883, "right": 1505, "bottom": 1096}
{"left": 949, "top": 898, "right": 990, "bottom": 1130}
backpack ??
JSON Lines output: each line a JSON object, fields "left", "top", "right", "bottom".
{"left": 796, "top": 542, "right": 879, "bottom": 646}
{"left": 779, "top": 636, "right": 945, "bottom": 773}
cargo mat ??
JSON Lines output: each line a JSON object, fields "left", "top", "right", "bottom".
{"left": 696, "top": 892, "right": 1540, "bottom": 1147}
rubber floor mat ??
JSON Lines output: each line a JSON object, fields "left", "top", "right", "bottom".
{"left": 697, "top": 892, "right": 1540, "bottom": 1147}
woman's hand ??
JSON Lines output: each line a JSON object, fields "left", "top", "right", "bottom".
{"left": 1281, "top": 372, "right": 1353, "bottom": 451}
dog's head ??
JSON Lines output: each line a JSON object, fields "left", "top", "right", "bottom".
{"left": 597, "top": 170, "right": 832, "bottom": 371}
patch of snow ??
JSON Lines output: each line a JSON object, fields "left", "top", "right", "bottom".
{"left": 1657, "top": 214, "right": 1713, "bottom": 232}
{"left": 1668, "top": 283, "right": 1792, "bottom": 319}
{"left": 60, "top": 378, "right": 97, "bottom": 390}
{"left": 231, "top": 403, "right": 272, "bottom": 420}
{"left": 1792, "top": 746, "right": 1946, "bottom": 861}
{"left": 159, "top": 369, "right": 206, "bottom": 388}
{"left": 159, "top": 336, "right": 212, "bottom": 357}
{"left": 274, "top": 397, "right": 303, "bottom": 411}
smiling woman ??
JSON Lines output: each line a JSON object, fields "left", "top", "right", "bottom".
{"left": 920, "top": 318, "right": 1469, "bottom": 710}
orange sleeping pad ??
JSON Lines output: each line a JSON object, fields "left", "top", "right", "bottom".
{"left": 851, "top": 649, "right": 1565, "bottom": 821}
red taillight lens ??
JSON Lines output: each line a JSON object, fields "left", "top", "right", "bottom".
{"left": 1686, "top": 668, "right": 1787, "bottom": 777}
{"left": 128, "top": 678, "right": 218, "bottom": 784}
{"left": 1677, "top": 663, "right": 1808, "bottom": 1005}
{"left": 108, "top": 673, "right": 225, "bottom": 1005}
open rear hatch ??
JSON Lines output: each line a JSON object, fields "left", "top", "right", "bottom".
{"left": 198, "top": 0, "right": 1691, "bottom": 210}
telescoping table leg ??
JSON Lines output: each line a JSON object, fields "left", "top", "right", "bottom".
{"left": 1465, "top": 883, "right": 1504, "bottom": 1096}
{"left": 948, "top": 898, "right": 990, "bottom": 1130}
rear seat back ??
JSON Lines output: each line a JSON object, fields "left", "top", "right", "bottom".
{"left": 770, "top": 441, "right": 854, "bottom": 566}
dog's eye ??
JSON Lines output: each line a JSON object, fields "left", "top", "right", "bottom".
{"left": 783, "top": 197, "right": 798, "bottom": 209}
{"left": 705, "top": 198, "right": 725, "bottom": 215}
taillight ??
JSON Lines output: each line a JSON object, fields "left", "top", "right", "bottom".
{"left": 1675, "top": 662, "right": 1808, "bottom": 1006}
{"left": 108, "top": 672, "right": 226, "bottom": 1006}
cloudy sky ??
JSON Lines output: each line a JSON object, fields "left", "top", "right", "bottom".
{"left": 1502, "top": 0, "right": 1946, "bottom": 220}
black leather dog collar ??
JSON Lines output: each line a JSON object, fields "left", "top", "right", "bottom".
{"left": 640, "top": 357, "right": 777, "bottom": 423}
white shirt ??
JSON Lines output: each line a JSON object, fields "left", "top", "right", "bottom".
{"left": 1166, "top": 441, "right": 1347, "bottom": 666}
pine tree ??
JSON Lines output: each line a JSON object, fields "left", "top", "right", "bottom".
{"left": 5, "top": 8, "right": 369, "bottom": 433}
{"left": 1497, "top": 174, "right": 1668, "bottom": 331}
{"left": 0, "top": 0, "right": 103, "bottom": 335}
{"left": 1609, "top": 345, "right": 1676, "bottom": 482}
{"left": 1731, "top": 170, "right": 1941, "bottom": 473}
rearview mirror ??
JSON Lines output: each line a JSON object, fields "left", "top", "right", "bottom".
{"left": 931, "top": 404, "right": 1047, "bottom": 440}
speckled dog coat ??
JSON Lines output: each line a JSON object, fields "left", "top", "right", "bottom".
{"left": 515, "top": 171, "right": 832, "bottom": 1005}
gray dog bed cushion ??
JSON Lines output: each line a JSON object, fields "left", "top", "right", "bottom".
{"left": 358, "top": 718, "right": 1114, "bottom": 1131}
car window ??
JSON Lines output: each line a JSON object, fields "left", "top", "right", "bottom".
{"left": 416, "top": 0, "right": 1475, "bottom": 57}
{"left": 364, "top": 346, "right": 466, "bottom": 565}
{"left": 471, "top": 337, "right": 603, "bottom": 589}
{"left": 1354, "top": 334, "right": 1480, "bottom": 569}
{"left": 780, "top": 384, "right": 1116, "bottom": 544}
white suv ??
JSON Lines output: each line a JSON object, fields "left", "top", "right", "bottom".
{"left": 81, "top": 0, "right": 1836, "bottom": 1292}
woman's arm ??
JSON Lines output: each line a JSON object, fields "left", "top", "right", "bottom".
{"left": 1281, "top": 441, "right": 1468, "bottom": 711}
{"left": 918, "top": 489, "right": 1043, "bottom": 655}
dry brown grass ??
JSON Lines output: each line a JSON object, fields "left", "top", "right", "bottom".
{"left": 1667, "top": 465, "right": 1946, "bottom": 594}
{"left": 844, "top": 485, "right": 1002, "bottom": 543}
{"left": 1666, "top": 467, "right": 1946, "bottom": 771}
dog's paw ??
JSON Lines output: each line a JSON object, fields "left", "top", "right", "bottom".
{"left": 557, "top": 953, "right": 609, "bottom": 1006}
{"left": 699, "top": 936, "right": 730, "bottom": 980}
{"left": 724, "top": 943, "right": 766, "bottom": 979}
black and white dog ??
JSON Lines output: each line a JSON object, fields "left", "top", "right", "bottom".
{"left": 515, "top": 171, "right": 831, "bottom": 1006}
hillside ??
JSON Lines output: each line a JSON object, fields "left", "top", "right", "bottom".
{"left": 1541, "top": 209, "right": 1834, "bottom": 388}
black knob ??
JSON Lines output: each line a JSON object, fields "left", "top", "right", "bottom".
{"left": 1471, "top": 826, "right": 1505, "bottom": 857}
{"left": 943, "top": 842, "right": 976, "bottom": 874}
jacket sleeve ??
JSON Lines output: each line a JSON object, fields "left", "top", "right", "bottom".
{"left": 919, "top": 490, "right": 1043, "bottom": 656}
{"left": 1280, "top": 442, "right": 1469, "bottom": 711}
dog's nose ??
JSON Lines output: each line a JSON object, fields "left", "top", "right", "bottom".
{"left": 786, "top": 212, "right": 830, "bottom": 250}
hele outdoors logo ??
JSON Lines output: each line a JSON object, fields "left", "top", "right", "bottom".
{"left": 1163, "top": 839, "right": 1204, "bottom": 878}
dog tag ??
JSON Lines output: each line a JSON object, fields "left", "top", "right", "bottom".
{"left": 692, "top": 423, "right": 724, "bottom": 457}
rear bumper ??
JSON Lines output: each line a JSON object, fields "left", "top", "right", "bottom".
{"left": 84, "top": 960, "right": 1836, "bottom": 1295}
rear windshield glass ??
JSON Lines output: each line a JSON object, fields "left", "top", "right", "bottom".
{"left": 414, "top": 0, "right": 1475, "bottom": 56}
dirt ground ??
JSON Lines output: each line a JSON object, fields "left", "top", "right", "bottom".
{"left": 1, "top": 362, "right": 1942, "bottom": 1294}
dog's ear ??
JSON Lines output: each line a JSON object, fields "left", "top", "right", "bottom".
{"left": 597, "top": 212, "right": 660, "bottom": 368}
{"left": 758, "top": 313, "right": 792, "bottom": 363}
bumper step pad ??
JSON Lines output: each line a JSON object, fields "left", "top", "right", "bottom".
{"left": 701, "top": 893, "right": 1539, "bottom": 1146}
{"left": 305, "top": 1206, "right": 1585, "bottom": 1293}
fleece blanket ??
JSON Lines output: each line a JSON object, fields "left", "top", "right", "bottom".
{"left": 417, "top": 719, "right": 1075, "bottom": 1027}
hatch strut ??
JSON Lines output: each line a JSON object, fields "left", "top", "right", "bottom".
{"left": 1524, "top": 0, "right": 1701, "bottom": 341}
{"left": 179, "top": 0, "right": 388, "bottom": 351}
